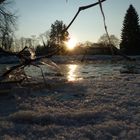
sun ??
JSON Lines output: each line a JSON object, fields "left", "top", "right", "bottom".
{"left": 66, "top": 37, "right": 77, "bottom": 50}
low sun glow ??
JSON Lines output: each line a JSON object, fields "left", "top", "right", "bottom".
{"left": 66, "top": 37, "right": 77, "bottom": 50}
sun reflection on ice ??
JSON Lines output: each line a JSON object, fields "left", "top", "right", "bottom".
{"left": 67, "top": 64, "right": 83, "bottom": 81}
{"left": 67, "top": 64, "right": 77, "bottom": 81}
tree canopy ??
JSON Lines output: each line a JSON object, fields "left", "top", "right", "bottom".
{"left": 49, "top": 20, "right": 69, "bottom": 54}
{"left": 49, "top": 20, "right": 69, "bottom": 45}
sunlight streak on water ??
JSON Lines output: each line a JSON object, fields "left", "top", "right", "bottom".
{"left": 67, "top": 64, "right": 83, "bottom": 81}
{"left": 67, "top": 64, "right": 77, "bottom": 81}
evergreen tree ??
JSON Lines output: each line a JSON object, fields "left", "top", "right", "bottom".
{"left": 120, "top": 4, "right": 140, "bottom": 55}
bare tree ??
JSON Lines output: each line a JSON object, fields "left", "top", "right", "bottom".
{"left": 98, "top": 34, "right": 120, "bottom": 48}
{"left": 0, "top": 0, "right": 17, "bottom": 50}
{"left": 39, "top": 30, "right": 50, "bottom": 47}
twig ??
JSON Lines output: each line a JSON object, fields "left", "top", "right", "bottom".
{"left": 98, "top": 0, "right": 114, "bottom": 55}
{"left": 2, "top": 64, "right": 25, "bottom": 77}
{"left": 63, "top": 0, "right": 106, "bottom": 32}
{"left": 98, "top": 0, "right": 133, "bottom": 60}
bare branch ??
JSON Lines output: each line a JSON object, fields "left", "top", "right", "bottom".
{"left": 98, "top": 0, "right": 133, "bottom": 60}
{"left": 2, "top": 64, "right": 24, "bottom": 77}
{"left": 64, "top": 0, "right": 106, "bottom": 32}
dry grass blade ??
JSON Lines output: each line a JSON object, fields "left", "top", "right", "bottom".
{"left": 40, "top": 58, "right": 60, "bottom": 71}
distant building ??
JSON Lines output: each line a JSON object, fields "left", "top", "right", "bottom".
{"left": 86, "top": 43, "right": 118, "bottom": 55}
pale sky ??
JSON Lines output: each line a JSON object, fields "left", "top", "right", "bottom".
{"left": 14, "top": 0, "right": 140, "bottom": 43}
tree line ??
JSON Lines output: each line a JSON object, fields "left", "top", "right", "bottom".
{"left": 27, "top": 4, "right": 140, "bottom": 55}
{"left": 0, "top": 1, "right": 140, "bottom": 55}
{"left": 36, "top": 4, "right": 140, "bottom": 56}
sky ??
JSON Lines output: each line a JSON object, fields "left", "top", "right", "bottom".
{"left": 14, "top": 0, "right": 140, "bottom": 43}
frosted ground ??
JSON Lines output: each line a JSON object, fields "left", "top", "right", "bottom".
{"left": 0, "top": 56, "right": 140, "bottom": 139}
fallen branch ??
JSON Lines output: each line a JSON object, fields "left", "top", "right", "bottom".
{"left": 0, "top": 47, "right": 60, "bottom": 84}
